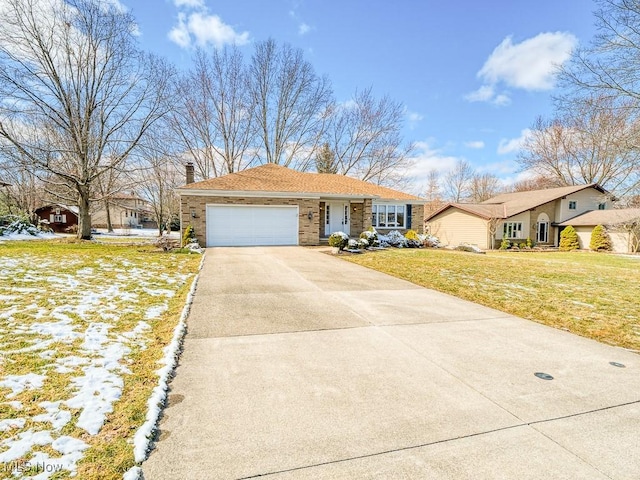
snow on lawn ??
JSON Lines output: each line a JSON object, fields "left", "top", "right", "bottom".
{"left": 0, "top": 245, "right": 198, "bottom": 479}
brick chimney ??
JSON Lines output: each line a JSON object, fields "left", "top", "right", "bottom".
{"left": 185, "top": 162, "right": 195, "bottom": 184}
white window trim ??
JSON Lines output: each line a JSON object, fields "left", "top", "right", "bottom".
{"left": 568, "top": 200, "right": 577, "bottom": 210}
{"left": 372, "top": 204, "right": 406, "bottom": 229}
{"left": 503, "top": 221, "right": 523, "bottom": 239}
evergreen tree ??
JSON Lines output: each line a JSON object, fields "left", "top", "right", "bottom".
{"left": 559, "top": 225, "right": 580, "bottom": 251}
{"left": 315, "top": 143, "right": 338, "bottom": 174}
{"left": 589, "top": 224, "right": 612, "bottom": 251}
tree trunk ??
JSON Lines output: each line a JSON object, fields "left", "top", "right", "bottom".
{"left": 77, "top": 188, "right": 92, "bottom": 240}
{"left": 105, "top": 199, "right": 113, "bottom": 232}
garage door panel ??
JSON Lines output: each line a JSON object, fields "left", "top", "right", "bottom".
{"left": 206, "top": 205, "right": 299, "bottom": 247}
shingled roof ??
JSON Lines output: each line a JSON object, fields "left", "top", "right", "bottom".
{"left": 178, "top": 164, "right": 423, "bottom": 201}
{"left": 558, "top": 208, "right": 640, "bottom": 226}
{"left": 426, "top": 183, "right": 607, "bottom": 221}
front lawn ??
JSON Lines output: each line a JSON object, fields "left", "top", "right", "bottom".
{"left": 342, "top": 249, "right": 640, "bottom": 353}
{"left": 0, "top": 240, "right": 201, "bottom": 479}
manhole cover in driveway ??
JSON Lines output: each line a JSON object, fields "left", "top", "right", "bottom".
{"left": 534, "top": 372, "right": 554, "bottom": 380}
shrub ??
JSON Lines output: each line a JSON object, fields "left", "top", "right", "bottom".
{"left": 559, "top": 225, "right": 580, "bottom": 251}
{"left": 65, "top": 224, "right": 78, "bottom": 234}
{"left": 379, "top": 230, "right": 407, "bottom": 247}
{"left": 360, "top": 228, "right": 379, "bottom": 247}
{"left": 0, "top": 216, "right": 42, "bottom": 237}
{"left": 404, "top": 229, "right": 422, "bottom": 248}
{"left": 347, "top": 238, "right": 359, "bottom": 250}
{"left": 182, "top": 224, "right": 196, "bottom": 247}
{"left": 420, "top": 234, "right": 441, "bottom": 248}
{"left": 328, "top": 231, "right": 349, "bottom": 250}
{"left": 526, "top": 237, "right": 533, "bottom": 248}
{"left": 499, "top": 236, "right": 511, "bottom": 250}
{"left": 357, "top": 238, "right": 369, "bottom": 249}
{"left": 589, "top": 224, "right": 612, "bottom": 252}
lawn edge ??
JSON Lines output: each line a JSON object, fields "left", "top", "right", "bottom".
{"left": 123, "top": 253, "right": 206, "bottom": 480}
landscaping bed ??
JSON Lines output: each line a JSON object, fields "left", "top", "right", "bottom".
{"left": 342, "top": 248, "right": 640, "bottom": 353}
{"left": 0, "top": 240, "right": 201, "bottom": 479}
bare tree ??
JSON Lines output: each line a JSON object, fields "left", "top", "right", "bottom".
{"left": 248, "top": 39, "right": 332, "bottom": 170}
{"left": 325, "top": 87, "right": 414, "bottom": 187}
{"left": 424, "top": 169, "right": 444, "bottom": 213}
{"left": 171, "top": 46, "right": 255, "bottom": 180}
{"left": 0, "top": 0, "right": 174, "bottom": 239}
{"left": 518, "top": 96, "right": 640, "bottom": 196}
{"left": 560, "top": 0, "right": 640, "bottom": 104}
{"left": 443, "top": 160, "right": 474, "bottom": 202}
{"left": 510, "top": 175, "right": 560, "bottom": 192}
{"left": 0, "top": 158, "right": 42, "bottom": 218}
{"left": 469, "top": 173, "right": 502, "bottom": 202}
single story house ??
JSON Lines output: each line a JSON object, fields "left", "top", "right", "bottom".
{"left": 426, "top": 184, "right": 611, "bottom": 249}
{"left": 34, "top": 204, "right": 79, "bottom": 233}
{"left": 558, "top": 208, "right": 640, "bottom": 253}
{"left": 176, "top": 163, "right": 425, "bottom": 247}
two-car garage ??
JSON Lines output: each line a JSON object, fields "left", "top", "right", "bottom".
{"left": 205, "top": 205, "right": 299, "bottom": 247}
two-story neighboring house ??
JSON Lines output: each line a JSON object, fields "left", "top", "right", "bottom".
{"left": 426, "top": 184, "right": 612, "bottom": 249}
{"left": 92, "top": 192, "right": 157, "bottom": 229}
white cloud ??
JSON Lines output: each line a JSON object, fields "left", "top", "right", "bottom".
{"left": 168, "top": 11, "right": 249, "bottom": 49}
{"left": 464, "top": 141, "right": 485, "bottom": 149}
{"left": 466, "top": 32, "right": 577, "bottom": 105}
{"left": 406, "top": 141, "right": 464, "bottom": 188}
{"left": 173, "top": 0, "right": 205, "bottom": 8}
{"left": 298, "top": 23, "right": 310, "bottom": 35}
{"left": 497, "top": 129, "right": 532, "bottom": 155}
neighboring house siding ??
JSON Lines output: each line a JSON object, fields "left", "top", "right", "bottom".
{"left": 557, "top": 188, "right": 608, "bottom": 223}
{"left": 610, "top": 230, "right": 636, "bottom": 253}
{"left": 496, "top": 211, "right": 530, "bottom": 242}
{"left": 574, "top": 227, "right": 592, "bottom": 250}
{"left": 181, "top": 196, "right": 320, "bottom": 246}
{"left": 429, "top": 209, "right": 488, "bottom": 249}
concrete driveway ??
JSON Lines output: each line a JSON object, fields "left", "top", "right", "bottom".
{"left": 143, "top": 246, "right": 640, "bottom": 480}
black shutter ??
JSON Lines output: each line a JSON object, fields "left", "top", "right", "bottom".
{"left": 407, "top": 204, "right": 412, "bottom": 229}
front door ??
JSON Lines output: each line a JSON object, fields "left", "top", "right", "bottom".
{"left": 536, "top": 221, "right": 549, "bottom": 243}
{"left": 326, "top": 202, "right": 350, "bottom": 235}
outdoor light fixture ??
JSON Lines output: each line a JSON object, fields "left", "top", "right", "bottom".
{"left": 307, "top": 210, "right": 313, "bottom": 220}
{"left": 190, "top": 209, "right": 196, "bottom": 218}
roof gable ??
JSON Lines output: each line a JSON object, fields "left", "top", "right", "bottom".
{"left": 178, "top": 164, "right": 422, "bottom": 201}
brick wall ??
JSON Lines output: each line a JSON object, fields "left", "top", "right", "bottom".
{"left": 180, "top": 196, "right": 320, "bottom": 246}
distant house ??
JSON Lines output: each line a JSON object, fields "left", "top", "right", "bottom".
{"left": 426, "top": 184, "right": 611, "bottom": 249}
{"left": 558, "top": 208, "right": 640, "bottom": 253}
{"left": 34, "top": 205, "right": 79, "bottom": 233}
{"left": 92, "top": 192, "right": 157, "bottom": 229}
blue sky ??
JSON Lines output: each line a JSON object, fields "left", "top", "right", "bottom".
{"left": 128, "top": 0, "right": 599, "bottom": 192}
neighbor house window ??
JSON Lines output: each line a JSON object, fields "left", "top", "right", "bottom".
{"left": 503, "top": 222, "right": 523, "bottom": 239}
{"left": 372, "top": 204, "right": 405, "bottom": 228}
{"left": 569, "top": 200, "right": 577, "bottom": 210}
{"left": 598, "top": 203, "right": 606, "bottom": 210}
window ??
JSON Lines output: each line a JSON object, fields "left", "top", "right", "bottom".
{"left": 569, "top": 200, "right": 577, "bottom": 210}
{"left": 372, "top": 204, "right": 406, "bottom": 228}
{"left": 503, "top": 222, "right": 523, "bottom": 239}
{"left": 598, "top": 203, "right": 606, "bottom": 210}
{"left": 325, "top": 204, "right": 330, "bottom": 225}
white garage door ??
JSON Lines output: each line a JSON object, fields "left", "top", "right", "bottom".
{"left": 206, "top": 205, "right": 299, "bottom": 247}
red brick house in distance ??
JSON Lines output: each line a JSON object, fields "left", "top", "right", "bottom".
{"left": 34, "top": 205, "right": 79, "bottom": 233}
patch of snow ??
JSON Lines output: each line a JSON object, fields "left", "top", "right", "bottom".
{"left": 0, "top": 418, "right": 26, "bottom": 431}
{"left": 145, "top": 304, "right": 168, "bottom": 319}
{"left": 0, "top": 373, "right": 46, "bottom": 398}
{"left": 3, "top": 400, "right": 23, "bottom": 410}
{"left": 33, "top": 401, "right": 72, "bottom": 430}
{"left": 0, "top": 429, "right": 53, "bottom": 462}
{"left": 142, "top": 287, "right": 175, "bottom": 297}
{"left": 124, "top": 466, "right": 142, "bottom": 480}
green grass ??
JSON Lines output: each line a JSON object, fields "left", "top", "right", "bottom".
{"left": 342, "top": 249, "right": 640, "bottom": 352}
{"left": 0, "top": 239, "right": 201, "bottom": 479}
